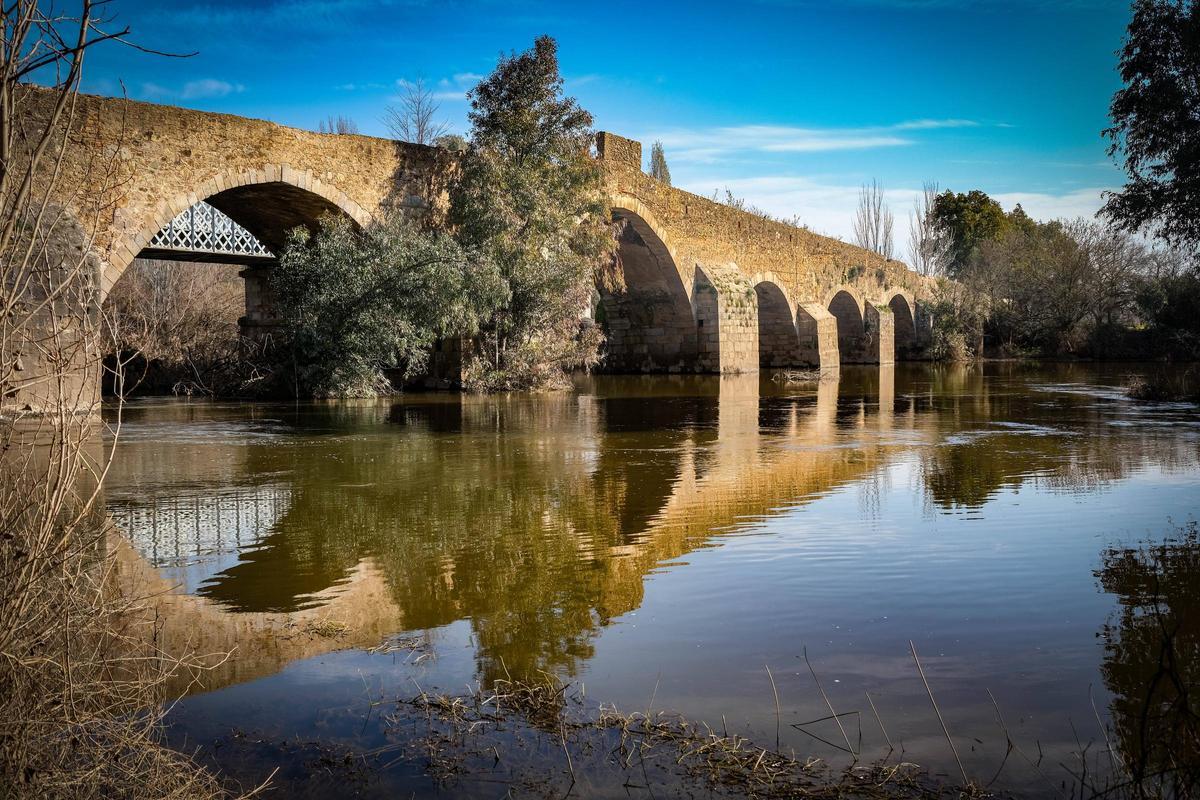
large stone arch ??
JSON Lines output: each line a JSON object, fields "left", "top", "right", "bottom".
{"left": 597, "top": 200, "right": 699, "bottom": 373}
{"left": 102, "top": 166, "right": 372, "bottom": 297}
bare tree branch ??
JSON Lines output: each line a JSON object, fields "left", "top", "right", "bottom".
{"left": 853, "top": 178, "right": 894, "bottom": 260}
{"left": 383, "top": 76, "right": 450, "bottom": 146}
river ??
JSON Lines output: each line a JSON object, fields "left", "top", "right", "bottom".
{"left": 102, "top": 363, "right": 1200, "bottom": 798}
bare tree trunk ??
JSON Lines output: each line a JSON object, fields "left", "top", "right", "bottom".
{"left": 908, "top": 180, "right": 950, "bottom": 276}
{"left": 853, "top": 179, "right": 894, "bottom": 260}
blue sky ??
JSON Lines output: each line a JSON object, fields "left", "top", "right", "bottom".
{"left": 79, "top": 0, "right": 1134, "bottom": 247}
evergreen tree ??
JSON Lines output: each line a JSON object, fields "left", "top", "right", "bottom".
{"left": 1103, "top": 0, "right": 1200, "bottom": 250}
{"left": 450, "top": 36, "right": 612, "bottom": 390}
{"left": 931, "top": 189, "right": 1011, "bottom": 276}
{"left": 648, "top": 140, "right": 671, "bottom": 185}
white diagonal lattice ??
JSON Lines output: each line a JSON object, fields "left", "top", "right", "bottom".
{"left": 148, "top": 201, "right": 272, "bottom": 257}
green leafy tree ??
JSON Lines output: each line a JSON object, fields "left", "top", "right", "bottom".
{"left": 1103, "top": 0, "right": 1200, "bottom": 249}
{"left": 273, "top": 214, "right": 503, "bottom": 398}
{"left": 450, "top": 36, "right": 612, "bottom": 391}
{"left": 931, "top": 190, "right": 1010, "bottom": 276}
{"left": 648, "top": 140, "right": 671, "bottom": 185}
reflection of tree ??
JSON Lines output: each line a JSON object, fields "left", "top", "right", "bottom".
{"left": 1096, "top": 521, "right": 1200, "bottom": 796}
{"left": 918, "top": 365, "right": 1197, "bottom": 510}
{"left": 194, "top": 393, "right": 716, "bottom": 682}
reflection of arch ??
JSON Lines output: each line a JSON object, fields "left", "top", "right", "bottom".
{"left": 883, "top": 289, "right": 917, "bottom": 360}
{"left": 597, "top": 201, "right": 699, "bottom": 373}
{"left": 105, "top": 166, "right": 371, "bottom": 295}
{"left": 750, "top": 272, "right": 802, "bottom": 369}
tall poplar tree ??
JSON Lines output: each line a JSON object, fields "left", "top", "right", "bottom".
{"left": 648, "top": 140, "right": 671, "bottom": 185}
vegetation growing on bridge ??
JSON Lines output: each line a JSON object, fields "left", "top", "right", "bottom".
{"left": 263, "top": 36, "right": 615, "bottom": 397}
{"left": 449, "top": 35, "right": 613, "bottom": 391}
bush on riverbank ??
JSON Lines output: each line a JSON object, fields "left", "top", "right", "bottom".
{"left": 271, "top": 214, "right": 504, "bottom": 398}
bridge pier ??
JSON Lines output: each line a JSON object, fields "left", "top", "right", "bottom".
{"left": 238, "top": 264, "right": 281, "bottom": 340}
{"left": 693, "top": 264, "right": 758, "bottom": 374}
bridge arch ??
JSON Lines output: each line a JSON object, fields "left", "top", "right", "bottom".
{"left": 823, "top": 285, "right": 893, "bottom": 364}
{"left": 882, "top": 289, "right": 918, "bottom": 361}
{"left": 825, "top": 286, "right": 866, "bottom": 364}
{"left": 749, "top": 273, "right": 803, "bottom": 369}
{"left": 104, "top": 165, "right": 371, "bottom": 296}
{"left": 598, "top": 198, "right": 699, "bottom": 372}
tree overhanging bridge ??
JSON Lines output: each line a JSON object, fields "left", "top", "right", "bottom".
{"left": 7, "top": 90, "right": 934, "bottom": 411}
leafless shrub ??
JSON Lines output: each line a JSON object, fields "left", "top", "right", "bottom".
{"left": 103, "top": 258, "right": 245, "bottom": 394}
{"left": 317, "top": 115, "right": 358, "bottom": 135}
{"left": 0, "top": 3, "right": 250, "bottom": 796}
{"left": 908, "top": 181, "right": 950, "bottom": 277}
{"left": 854, "top": 179, "right": 895, "bottom": 260}
{"left": 383, "top": 77, "right": 450, "bottom": 146}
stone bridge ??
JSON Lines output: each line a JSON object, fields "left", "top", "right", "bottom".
{"left": 7, "top": 91, "right": 932, "bottom": 411}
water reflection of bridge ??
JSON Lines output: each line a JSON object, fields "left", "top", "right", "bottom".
{"left": 113, "top": 485, "right": 292, "bottom": 590}
{"left": 104, "top": 364, "right": 1198, "bottom": 692}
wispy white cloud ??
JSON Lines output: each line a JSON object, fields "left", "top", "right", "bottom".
{"left": 335, "top": 82, "right": 387, "bottom": 92}
{"left": 892, "top": 118, "right": 980, "bottom": 130}
{"left": 141, "top": 78, "right": 245, "bottom": 101}
{"left": 990, "top": 188, "right": 1113, "bottom": 222}
{"left": 646, "top": 119, "right": 984, "bottom": 163}
{"left": 389, "top": 73, "right": 483, "bottom": 103}
{"left": 182, "top": 79, "right": 245, "bottom": 99}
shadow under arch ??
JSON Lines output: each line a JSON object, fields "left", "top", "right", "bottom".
{"left": 751, "top": 276, "right": 803, "bottom": 368}
{"left": 884, "top": 289, "right": 918, "bottom": 360}
{"left": 826, "top": 287, "right": 868, "bottom": 364}
{"left": 597, "top": 201, "right": 699, "bottom": 373}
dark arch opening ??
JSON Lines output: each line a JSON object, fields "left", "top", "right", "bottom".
{"left": 754, "top": 282, "right": 802, "bottom": 368}
{"left": 205, "top": 182, "right": 352, "bottom": 253}
{"left": 596, "top": 210, "right": 698, "bottom": 373}
{"left": 828, "top": 290, "right": 865, "bottom": 364}
{"left": 888, "top": 294, "right": 917, "bottom": 360}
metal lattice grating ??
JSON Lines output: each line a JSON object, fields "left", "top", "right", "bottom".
{"left": 148, "top": 201, "right": 272, "bottom": 257}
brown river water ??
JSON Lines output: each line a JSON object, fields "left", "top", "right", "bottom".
{"left": 102, "top": 363, "right": 1200, "bottom": 797}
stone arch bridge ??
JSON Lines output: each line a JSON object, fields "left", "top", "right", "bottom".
{"left": 8, "top": 92, "right": 932, "bottom": 410}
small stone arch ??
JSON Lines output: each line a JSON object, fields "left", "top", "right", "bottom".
{"left": 882, "top": 289, "right": 919, "bottom": 360}
{"left": 825, "top": 287, "right": 867, "bottom": 364}
{"left": 597, "top": 201, "right": 699, "bottom": 373}
{"left": 749, "top": 273, "right": 803, "bottom": 369}
{"left": 103, "top": 165, "right": 371, "bottom": 297}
